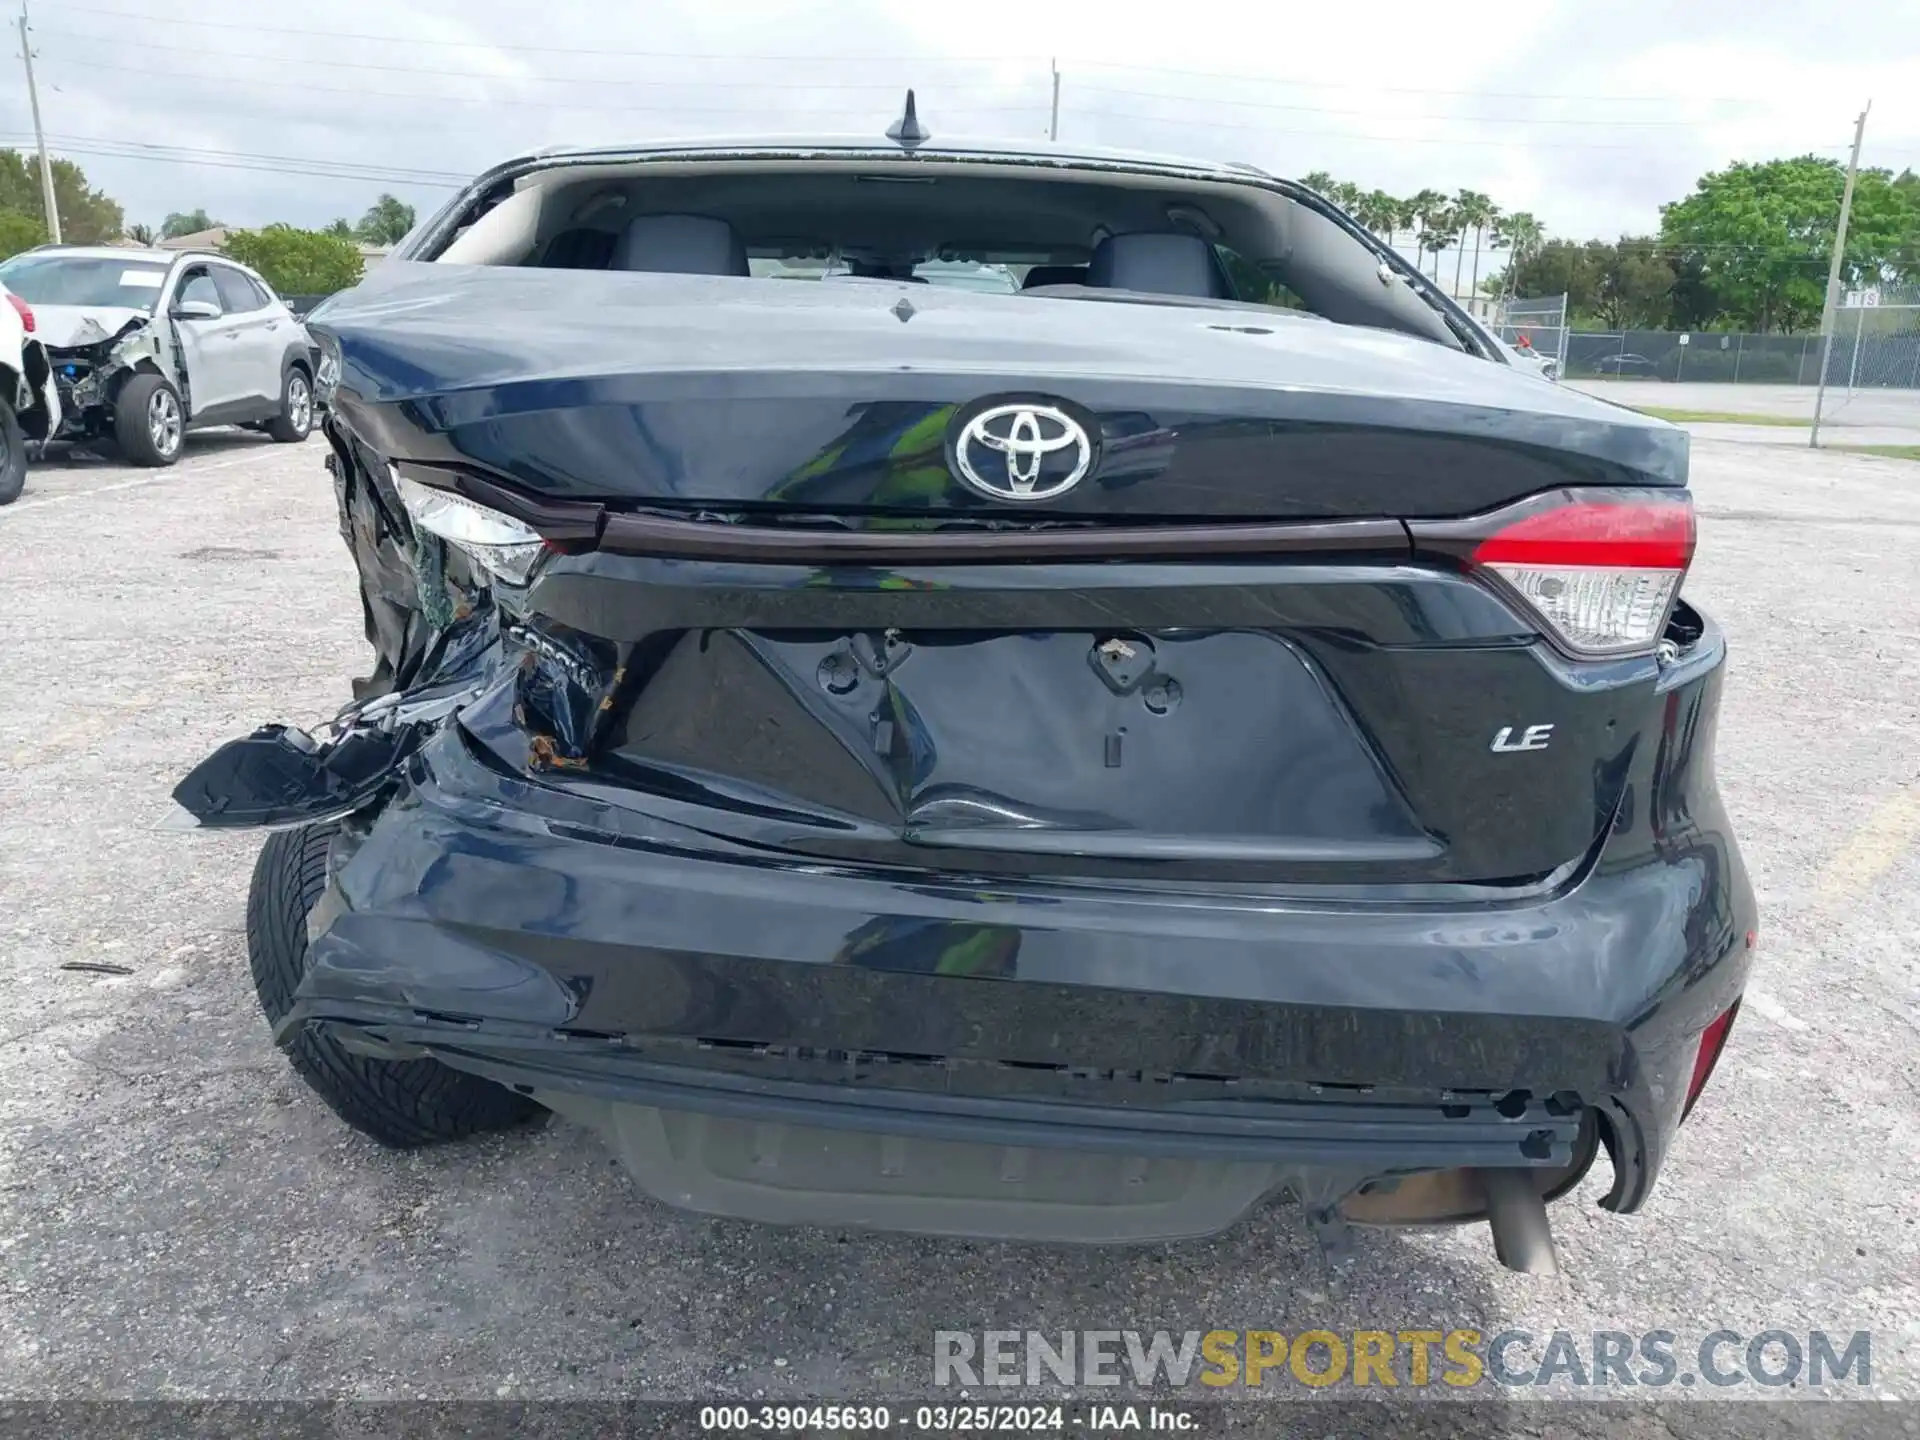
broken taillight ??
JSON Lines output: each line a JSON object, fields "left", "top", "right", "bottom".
{"left": 1682, "top": 999, "right": 1739, "bottom": 1120}
{"left": 394, "top": 473, "right": 547, "bottom": 586}
{"left": 1470, "top": 493, "right": 1695, "bottom": 656}
{"left": 6, "top": 291, "right": 33, "bottom": 333}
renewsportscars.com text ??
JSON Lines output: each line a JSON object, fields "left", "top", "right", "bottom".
{"left": 933, "top": 1328, "right": 1871, "bottom": 1390}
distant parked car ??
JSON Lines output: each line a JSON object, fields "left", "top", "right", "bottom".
{"left": 0, "top": 246, "right": 315, "bottom": 465}
{"left": 1591, "top": 353, "right": 1660, "bottom": 377}
{"left": 0, "top": 279, "right": 62, "bottom": 504}
{"left": 1501, "top": 338, "right": 1559, "bottom": 382}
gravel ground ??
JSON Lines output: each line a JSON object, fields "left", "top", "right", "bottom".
{"left": 1, "top": 430, "right": 1917, "bottom": 1429}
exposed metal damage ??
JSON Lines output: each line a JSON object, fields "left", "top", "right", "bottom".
{"left": 42, "top": 311, "right": 184, "bottom": 449}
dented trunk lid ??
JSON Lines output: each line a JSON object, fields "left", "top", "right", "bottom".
{"left": 302, "top": 264, "right": 1686, "bottom": 889}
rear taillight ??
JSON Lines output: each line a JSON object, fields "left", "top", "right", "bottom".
{"left": 5, "top": 291, "right": 33, "bottom": 333}
{"left": 1682, "top": 999, "right": 1739, "bottom": 1120}
{"left": 1470, "top": 494, "right": 1695, "bottom": 656}
{"left": 394, "top": 473, "right": 547, "bottom": 586}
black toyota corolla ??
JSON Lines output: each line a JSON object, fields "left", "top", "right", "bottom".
{"left": 176, "top": 115, "right": 1755, "bottom": 1274}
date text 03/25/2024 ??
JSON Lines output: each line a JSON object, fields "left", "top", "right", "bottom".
{"left": 699, "top": 1404, "right": 1195, "bottom": 1433}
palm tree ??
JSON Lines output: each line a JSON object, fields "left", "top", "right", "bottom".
{"left": 1405, "top": 189, "right": 1447, "bottom": 280}
{"left": 1424, "top": 201, "right": 1460, "bottom": 283}
{"left": 1493, "top": 211, "right": 1545, "bottom": 300}
{"left": 1454, "top": 189, "right": 1498, "bottom": 304}
{"left": 1355, "top": 189, "right": 1400, "bottom": 245}
{"left": 1301, "top": 171, "right": 1335, "bottom": 197}
{"left": 1330, "top": 181, "right": 1364, "bottom": 213}
{"left": 1394, "top": 196, "right": 1421, "bottom": 265}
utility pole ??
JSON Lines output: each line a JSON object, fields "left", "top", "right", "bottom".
{"left": 17, "top": 3, "right": 60, "bottom": 244}
{"left": 1811, "top": 101, "right": 1870, "bottom": 448}
{"left": 1048, "top": 59, "right": 1060, "bottom": 142}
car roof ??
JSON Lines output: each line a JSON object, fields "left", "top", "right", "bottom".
{"left": 505, "top": 133, "right": 1273, "bottom": 182}
{"left": 10, "top": 245, "right": 179, "bottom": 264}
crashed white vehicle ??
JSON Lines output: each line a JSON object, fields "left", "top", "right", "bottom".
{"left": 0, "top": 246, "right": 316, "bottom": 466}
{"left": 0, "top": 279, "right": 61, "bottom": 505}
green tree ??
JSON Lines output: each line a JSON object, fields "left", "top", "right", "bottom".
{"left": 0, "top": 209, "right": 45, "bottom": 260}
{"left": 1423, "top": 201, "right": 1459, "bottom": 283}
{"left": 220, "top": 225, "right": 364, "bottom": 295}
{"left": 1486, "top": 210, "right": 1544, "bottom": 302}
{"left": 0, "top": 151, "right": 125, "bottom": 244}
{"left": 1658, "top": 155, "right": 1919, "bottom": 332}
{"left": 1592, "top": 238, "right": 1677, "bottom": 329}
{"left": 1504, "top": 238, "right": 1605, "bottom": 319}
{"left": 126, "top": 222, "right": 156, "bottom": 245}
{"left": 325, "top": 217, "right": 353, "bottom": 238}
{"left": 1301, "top": 171, "right": 1335, "bottom": 197}
{"left": 1355, "top": 189, "right": 1401, "bottom": 245}
{"left": 354, "top": 193, "right": 416, "bottom": 246}
{"left": 1404, "top": 189, "right": 1447, "bottom": 280}
{"left": 160, "top": 208, "right": 226, "bottom": 239}
{"left": 1454, "top": 189, "right": 1498, "bottom": 300}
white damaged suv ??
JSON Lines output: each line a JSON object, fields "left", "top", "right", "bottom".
{"left": 0, "top": 246, "right": 315, "bottom": 466}
{"left": 0, "top": 278, "right": 61, "bottom": 504}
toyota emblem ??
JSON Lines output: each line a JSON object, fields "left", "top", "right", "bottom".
{"left": 951, "top": 402, "right": 1094, "bottom": 502}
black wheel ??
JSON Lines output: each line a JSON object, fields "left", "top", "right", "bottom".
{"left": 112, "top": 371, "right": 185, "bottom": 466}
{"left": 266, "top": 366, "right": 312, "bottom": 443}
{"left": 0, "top": 395, "right": 24, "bottom": 505}
{"left": 247, "top": 824, "right": 542, "bottom": 1146}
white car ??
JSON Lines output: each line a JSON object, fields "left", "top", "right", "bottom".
{"left": 1501, "top": 337, "right": 1559, "bottom": 382}
{"left": 0, "top": 280, "right": 62, "bottom": 505}
{"left": 0, "top": 246, "right": 315, "bottom": 466}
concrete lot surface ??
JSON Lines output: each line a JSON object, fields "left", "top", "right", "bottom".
{"left": 1571, "top": 380, "right": 1920, "bottom": 450}
{"left": 1, "top": 433, "right": 1917, "bottom": 1427}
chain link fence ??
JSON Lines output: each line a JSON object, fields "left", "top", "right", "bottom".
{"left": 1553, "top": 287, "right": 1920, "bottom": 388}
{"left": 1491, "top": 295, "right": 1570, "bottom": 375}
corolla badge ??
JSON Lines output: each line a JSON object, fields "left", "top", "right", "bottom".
{"left": 952, "top": 402, "right": 1094, "bottom": 502}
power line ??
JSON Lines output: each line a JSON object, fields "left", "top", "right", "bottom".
{"left": 1072, "top": 83, "right": 1740, "bottom": 127}
{"left": 26, "top": 133, "right": 467, "bottom": 181}
{"left": 1070, "top": 106, "right": 1850, "bottom": 151}
{"left": 1070, "top": 58, "right": 1774, "bottom": 106}
{"left": 37, "top": 25, "right": 1773, "bottom": 130}
{"left": 51, "top": 1, "right": 1801, "bottom": 105}
{"left": 0, "top": 132, "right": 467, "bottom": 186}
{"left": 52, "top": 4, "right": 1013, "bottom": 62}
{"left": 34, "top": 27, "right": 952, "bottom": 89}
{"left": 33, "top": 51, "right": 1822, "bottom": 154}
{"left": 35, "top": 53, "right": 1051, "bottom": 117}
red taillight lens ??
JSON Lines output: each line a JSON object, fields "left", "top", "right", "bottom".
{"left": 1470, "top": 494, "right": 1695, "bottom": 655}
{"left": 5, "top": 291, "right": 33, "bottom": 333}
{"left": 1682, "top": 999, "right": 1739, "bottom": 1120}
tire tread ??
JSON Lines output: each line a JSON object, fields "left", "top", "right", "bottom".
{"left": 246, "top": 825, "right": 540, "bottom": 1147}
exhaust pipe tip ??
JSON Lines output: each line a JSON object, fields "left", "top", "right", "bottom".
{"left": 1477, "top": 1168, "right": 1559, "bottom": 1276}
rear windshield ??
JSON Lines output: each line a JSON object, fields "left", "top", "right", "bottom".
{"left": 0, "top": 257, "right": 171, "bottom": 311}
{"left": 425, "top": 156, "right": 1473, "bottom": 352}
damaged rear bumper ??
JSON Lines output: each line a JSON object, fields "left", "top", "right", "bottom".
{"left": 280, "top": 712, "right": 1753, "bottom": 1248}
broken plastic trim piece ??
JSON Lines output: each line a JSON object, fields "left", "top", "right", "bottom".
{"left": 170, "top": 724, "right": 419, "bottom": 830}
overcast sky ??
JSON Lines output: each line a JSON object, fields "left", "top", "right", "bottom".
{"left": 6, "top": 0, "right": 1916, "bottom": 267}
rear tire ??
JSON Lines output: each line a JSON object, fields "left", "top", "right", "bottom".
{"left": 247, "top": 824, "right": 542, "bottom": 1147}
{"left": 112, "top": 372, "right": 184, "bottom": 466}
{"left": 266, "top": 366, "right": 312, "bottom": 443}
{"left": 0, "top": 395, "right": 24, "bottom": 505}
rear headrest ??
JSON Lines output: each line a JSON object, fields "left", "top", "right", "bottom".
{"left": 613, "top": 214, "right": 749, "bottom": 276}
{"left": 1086, "top": 233, "right": 1229, "bottom": 298}
{"left": 541, "top": 228, "right": 618, "bottom": 270}
{"left": 1021, "top": 265, "right": 1088, "bottom": 289}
